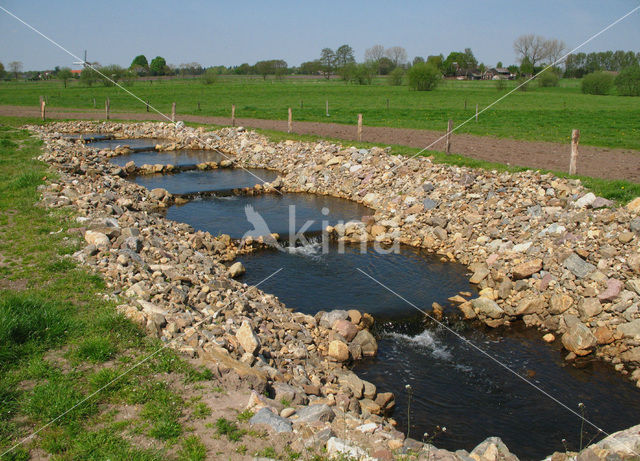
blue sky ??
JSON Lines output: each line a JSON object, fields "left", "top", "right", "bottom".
{"left": 1, "top": 0, "right": 639, "bottom": 70}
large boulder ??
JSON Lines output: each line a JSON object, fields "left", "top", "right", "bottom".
{"left": 84, "top": 230, "right": 109, "bottom": 248}
{"left": 236, "top": 320, "right": 260, "bottom": 355}
{"left": 351, "top": 329, "right": 378, "bottom": 357}
{"left": 561, "top": 321, "right": 597, "bottom": 356}
{"left": 512, "top": 259, "right": 543, "bottom": 280}
{"left": 249, "top": 407, "right": 292, "bottom": 433}
{"left": 293, "top": 404, "right": 335, "bottom": 424}
{"left": 328, "top": 340, "right": 350, "bottom": 362}
{"left": 471, "top": 297, "right": 504, "bottom": 319}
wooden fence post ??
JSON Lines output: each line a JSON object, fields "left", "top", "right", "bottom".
{"left": 464, "top": 99, "right": 468, "bottom": 110}
{"left": 325, "top": 100, "right": 329, "bottom": 117}
{"left": 93, "top": 97, "right": 96, "bottom": 108}
{"left": 231, "top": 104, "right": 236, "bottom": 127}
{"left": 357, "top": 113, "right": 363, "bottom": 141}
{"left": 288, "top": 107, "right": 292, "bottom": 134}
{"left": 171, "top": 102, "right": 176, "bottom": 122}
{"left": 569, "top": 129, "right": 580, "bottom": 175}
{"left": 300, "top": 100, "right": 303, "bottom": 110}
{"left": 386, "top": 98, "right": 390, "bottom": 110}
{"left": 197, "top": 101, "right": 201, "bottom": 111}
{"left": 146, "top": 100, "right": 149, "bottom": 112}
{"left": 40, "top": 100, "right": 46, "bottom": 122}
{"left": 445, "top": 119, "right": 453, "bottom": 154}
{"left": 105, "top": 98, "right": 110, "bottom": 120}
{"left": 475, "top": 104, "right": 479, "bottom": 122}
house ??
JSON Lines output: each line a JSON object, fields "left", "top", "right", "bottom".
{"left": 484, "top": 67, "right": 513, "bottom": 80}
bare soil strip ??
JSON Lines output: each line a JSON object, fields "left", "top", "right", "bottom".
{"left": 2, "top": 104, "right": 639, "bottom": 182}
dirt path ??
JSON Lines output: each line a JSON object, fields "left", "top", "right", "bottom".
{"left": 2, "top": 104, "right": 639, "bottom": 182}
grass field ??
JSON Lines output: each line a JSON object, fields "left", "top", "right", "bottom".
{"left": 1, "top": 76, "right": 639, "bottom": 150}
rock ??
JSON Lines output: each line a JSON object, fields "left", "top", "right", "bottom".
{"left": 470, "top": 266, "right": 490, "bottom": 284}
{"left": 423, "top": 198, "right": 438, "bottom": 210}
{"left": 320, "top": 310, "right": 349, "bottom": 328}
{"left": 543, "top": 333, "right": 555, "bottom": 343}
{"left": 627, "top": 197, "right": 640, "bottom": 213}
{"left": 249, "top": 407, "right": 292, "bottom": 433}
{"left": 512, "top": 259, "right": 543, "bottom": 279}
{"left": 470, "top": 437, "right": 519, "bottom": 461}
{"left": 280, "top": 407, "right": 295, "bottom": 418}
{"left": 359, "top": 398, "right": 381, "bottom": 415}
{"left": 578, "top": 298, "right": 603, "bottom": 320}
{"left": 328, "top": 340, "right": 350, "bottom": 362}
{"left": 293, "top": 404, "right": 335, "bottom": 424}
{"left": 362, "top": 380, "right": 376, "bottom": 400}
{"left": 347, "top": 309, "right": 362, "bottom": 325}
{"left": 337, "top": 371, "right": 364, "bottom": 398}
{"left": 471, "top": 297, "right": 504, "bottom": 319}
{"left": 625, "top": 279, "right": 640, "bottom": 295}
{"left": 594, "top": 326, "right": 614, "bottom": 345}
{"left": 84, "top": 230, "right": 109, "bottom": 248}
{"left": 149, "top": 188, "right": 168, "bottom": 201}
{"left": 236, "top": 320, "right": 260, "bottom": 355}
{"left": 332, "top": 319, "right": 358, "bottom": 342}
{"left": 326, "top": 438, "right": 368, "bottom": 460}
{"left": 351, "top": 329, "right": 377, "bottom": 357}
{"left": 619, "top": 232, "right": 635, "bottom": 244}
{"left": 512, "top": 296, "right": 545, "bottom": 316}
{"left": 561, "top": 321, "right": 597, "bottom": 355}
{"left": 549, "top": 294, "right": 573, "bottom": 314}
{"left": 563, "top": 253, "right": 596, "bottom": 279}
{"left": 497, "top": 279, "right": 513, "bottom": 299}
{"left": 228, "top": 261, "right": 245, "bottom": 278}
{"left": 575, "top": 192, "right": 596, "bottom": 208}
{"left": 617, "top": 319, "right": 640, "bottom": 339}
{"left": 591, "top": 197, "right": 614, "bottom": 209}
{"left": 458, "top": 301, "right": 477, "bottom": 319}
{"left": 598, "top": 279, "right": 623, "bottom": 302}
{"left": 621, "top": 347, "right": 640, "bottom": 362}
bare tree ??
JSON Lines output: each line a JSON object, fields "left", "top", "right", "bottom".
{"left": 545, "top": 39, "right": 567, "bottom": 67}
{"left": 8, "top": 61, "right": 22, "bottom": 80}
{"left": 385, "top": 46, "right": 408, "bottom": 67}
{"left": 513, "top": 34, "right": 548, "bottom": 68}
{"left": 364, "top": 44, "right": 385, "bottom": 63}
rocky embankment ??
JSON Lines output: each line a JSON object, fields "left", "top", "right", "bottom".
{"left": 30, "top": 121, "right": 640, "bottom": 460}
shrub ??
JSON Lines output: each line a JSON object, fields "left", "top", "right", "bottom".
{"left": 615, "top": 65, "right": 640, "bottom": 96}
{"left": 202, "top": 68, "right": 217, "bottom": 85}
{"left": 407, "top": 63, "right": 440, "bottom": 91}
{"left": 351, "top": 63, "right": 376, "bottom": 85}
{"left": 581, "top": 71, "right": 614, "bottom": 95}
{"left": 388, "top": 67, "right": 404, "bottom": 86}
{"left": 537, "top": 71, "right": 559, "bottom": 88}
{"left": 495, "top": 78, "right": 506, "bottom": 91}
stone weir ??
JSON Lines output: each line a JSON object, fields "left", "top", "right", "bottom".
{"left": 30, "top": 121, "right": 640, "bottom": 460}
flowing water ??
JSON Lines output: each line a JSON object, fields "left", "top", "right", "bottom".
{"left": 124, "top": 148, "right": 640, "bottom": 460}
{"left": 87, "top": 138, "right": 165, "bottom": 151}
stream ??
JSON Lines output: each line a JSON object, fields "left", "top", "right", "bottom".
{"left": 102, "top": 143, "right": 640, "bottom": 459}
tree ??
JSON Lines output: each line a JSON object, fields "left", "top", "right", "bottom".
{"left": 130, "top": 55, "right": 149, "bottom": 74}
{"left": 443, "top": 50, "right": 476, "bottom": 76}
{"left": 0, "top": 62, "right": 5, "bottom": 79}
{"left": 8, "top": 61, "right": 22, "bottom": 80}
{"left": 615, "top": 65, "right": 640, "bottom": 96}
{"left": 364, "top": 44, "right": 385, "bottom": 63}
{"left": 335, "top": 44, "right": 355, "bottom": 69}
{"left": 97, "top": 64, "right": 125, "bottom": 86}
{"left": 385, "top": 46, "right": 407, "bottom": 67}
{"left": 377, "top": 57, "right": 395, "bottom": 75}
{"left": 299, "top": 60, "right": 322, "bottom": 75}
{"left": 497, "top": 61, "right": 503, "bottom": 69}
{"left": 388, "top": 67, "right": 404, "bottom": 86}
{"left": 80, "top": 67, "right": 99, "bottom": 86}
{"left": 407, "top": 63, "right": 440, "bottom": 91}
{"left": 426, "top": 54, "right": 444, "bottom": 70}
{"left": 514, "top": 34, "right": 561, "bottom": 68}
{"left": 320, "top": 48, "right": 336, "bottom": 79}
{"left": 255, "top": 60, "right": 274, "bottom": 79}
{"left": 412, "top": 56, "right": 425, "bottom": 66}
{"left": 234, "top": 63, "right": 253, "bottom": 75}
{"left": 149, "top": 56, "right": 167, "bottom": 76}
{"left": 58, "top": 67, "right": 73, "bottom": 88}
{"left": 545, "top": 39, "right": 566, "bottom": 67}
{"left": 519, "top": 56, "right": 534, "bottom": 76}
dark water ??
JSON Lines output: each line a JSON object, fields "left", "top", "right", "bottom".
{"left": 87, "top": 138, "right": 164, "bottom": 151}
{"left": 110, "top": 149, "right": 226, "bottom": 167}
{"left": 133, "top": 168, "right": 279, "bottom": 195}
{"left": 167, "top": 193, "right": 371, "bottom": 240}
{"left": 238, "top": 242, "right": 640, "bottom": 460}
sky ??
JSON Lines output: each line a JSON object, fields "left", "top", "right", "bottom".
{"left": 0, "top": 0, "right": 639, "bottom": 71}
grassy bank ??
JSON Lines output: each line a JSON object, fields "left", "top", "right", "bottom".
{"left": 0, "top": 120, "right": 223, "bottom": 461}
{"left": 1, "top": 77, "right": 639, "bottom": 149}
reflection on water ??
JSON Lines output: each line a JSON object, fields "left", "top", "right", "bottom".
{"left": 110, "top": 149, "right": 227, "bottom": 167}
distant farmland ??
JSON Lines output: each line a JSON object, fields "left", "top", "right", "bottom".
{"left": 1, "top": 76, "right": 639, "bottom": 150}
